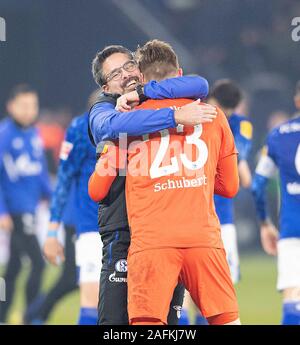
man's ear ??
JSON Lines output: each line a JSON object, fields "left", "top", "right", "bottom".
{"left": 103, "top": 84, "right": 109, "bottom": 93}
{"left": 6, "top": 101, "right": 12, "bottom": 114}
{"left": 141, "top": 73, "right": 146, "bottom": 84}
{"left": 294, "top": 95, "right": 300, "bottom": 110}
{"left": 178, "top": 68, "right": 183, "bottom": 77}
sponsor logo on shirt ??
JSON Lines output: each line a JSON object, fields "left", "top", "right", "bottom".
{"left": 108, "top": 271, "right": 127, "bottom": 283}
{"left": 279, "top": 122, "right": 300, "bottom": 134}
{"left": 59, "top": 141, "right": 74, "bottom": 160}
{"left": 287, "top": 182, "right": 300, "bottom": 195}
{"left": 3, "top": 153, "right": 42, "bottom": 181}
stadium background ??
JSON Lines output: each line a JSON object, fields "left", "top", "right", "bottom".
{"left": 0, "top": 0, "right": 299, "bottom": 324}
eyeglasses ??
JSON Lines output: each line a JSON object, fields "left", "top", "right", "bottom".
{"left": 104, "top": 60, "right": 138, "bottom": 83}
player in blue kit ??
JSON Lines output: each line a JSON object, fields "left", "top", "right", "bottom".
{"left": 43, "top": 91, "right": 101, "bottom": 325}
{"left": 210, "top": 80, "right": 252, "bottom": 284}
{"left": 252, "top": 81, "right": 300, "bottom": 325}
{"left": 0, "top": 85, "right": 52, "bottom": 323}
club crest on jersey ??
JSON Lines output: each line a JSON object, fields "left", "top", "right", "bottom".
{"left": 115, "top": 259, "right": 127, "bottom": 273}
{"left": 12, "top": 138, "right": 24, "bottom": 150}
{"left": 59, "top": 141, "right": 73, "bottom": 160}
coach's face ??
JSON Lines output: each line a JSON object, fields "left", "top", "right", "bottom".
{"left": 102, "top": 53, "right": 142, "bottom": 95}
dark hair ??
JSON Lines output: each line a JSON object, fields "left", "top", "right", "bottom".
{"left": 209, "top": 79, "right": 243, "bottom": 109}
{"left": 7, "top": 84, "right": 37, "bottom": 102}
{"left": 296, "top": 80, "right": 300, "bottom": 94}
{"left": 87, "top": 89, "right": 101, "bottom": 109}
{"left": 135, "top": 39, "right": 179, "bottom": 81}
{"left": 92, "top": 45, "right": 134, "bottom": 86}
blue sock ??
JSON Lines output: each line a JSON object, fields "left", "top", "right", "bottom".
{"left": 178, "top": 308, "right": 190, "bottom": 325}
{"left": 78, "top": 307, "right": 98, "bottom": 325}
{"left": 282, "top": 302, "right": 300, "bottom": 325}
{"left": 195, "top": 312, "right": 208, "bottom": 325}
{"left": 30, "top": 318, "right": 44, "bottom": 325}
{"left": 24, "top": 294, "right": 46, "bottom": 324}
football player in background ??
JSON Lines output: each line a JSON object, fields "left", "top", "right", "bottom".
{"left": 180, "top": 80, "right": 253, "bottom": 325}
{"left": 209, "top": 80, "right": 253, "bottom": 283}
{"left": 43, "top": 91, "right": 101, "bottom": 325}
{"left": 0, "top": 85, "right": 51, "bottom": 323}
{"left": 252, "top": 81, "right": 300, "bottom": 325}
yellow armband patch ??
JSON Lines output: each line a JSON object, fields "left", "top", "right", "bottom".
{"left": 102, "top": 144, "right": 109, "bottom": 155}
{"left": 240, "top": 121, "right": 253, "bottom": 140}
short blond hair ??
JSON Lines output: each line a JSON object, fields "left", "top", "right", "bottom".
{"left": 135, "top": 39, "right": 179, "bottom": 81}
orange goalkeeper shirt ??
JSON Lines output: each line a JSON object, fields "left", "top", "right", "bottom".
{"left": 125, "top": 98, "right": 238, "bottom": 254}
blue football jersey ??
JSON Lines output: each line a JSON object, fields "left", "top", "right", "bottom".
{"left": 214, "top": 113, "right": 253, "bottom": 225}
{"left": 61, "top": 181, "right": 76, "bottom": 227}
{"left": 254, "top": 116, "right": 300, "bottom": 239}
{"left": 50, "top": 113, "right": 98, "bottom": 235}
{"left": 0, "top": 118, "right": 51, "bottom": 215}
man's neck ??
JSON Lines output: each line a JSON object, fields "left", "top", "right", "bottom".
{"left": 11, "top": 117, "right": 33, "bottom": 129}
{"left": 222, "top": 108, "right": 234, "bottom": 118}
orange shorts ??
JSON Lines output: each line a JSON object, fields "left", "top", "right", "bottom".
{"left": 127, "top": 247, "right": 239, "bottom": 324}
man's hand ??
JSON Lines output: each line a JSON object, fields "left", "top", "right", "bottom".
{"left": 0, "top": 214, "right": 13, "bottom": 232}
{"left": 116, "top": 91, "right": 140, "bottom": 112}
{"left": 43, "top": 222, "right": 65, "bottom": 265}
{"left": 238, "top": 160, "right": 252, "bottom": 188}
{"left": 174, "top": 99, "right": 217, "bottom": 126}
{"left": 260, "top": 222, "right": 278, "bottom": 256}
{"left": 44, "top": 237, "right": 65, "bottom": 266}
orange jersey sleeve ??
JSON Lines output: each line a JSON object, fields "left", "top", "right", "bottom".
{"left": 88, "top": 170, "right": 116, "bottom": 202}
{"left": 88, "top": 144, "right": 127, "bottom": 202}
{"left": 214, "top": 108, "right": 239, "bottom": 197}
{"left": 214, "top": 154, "right": 239, "bottom": 198}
